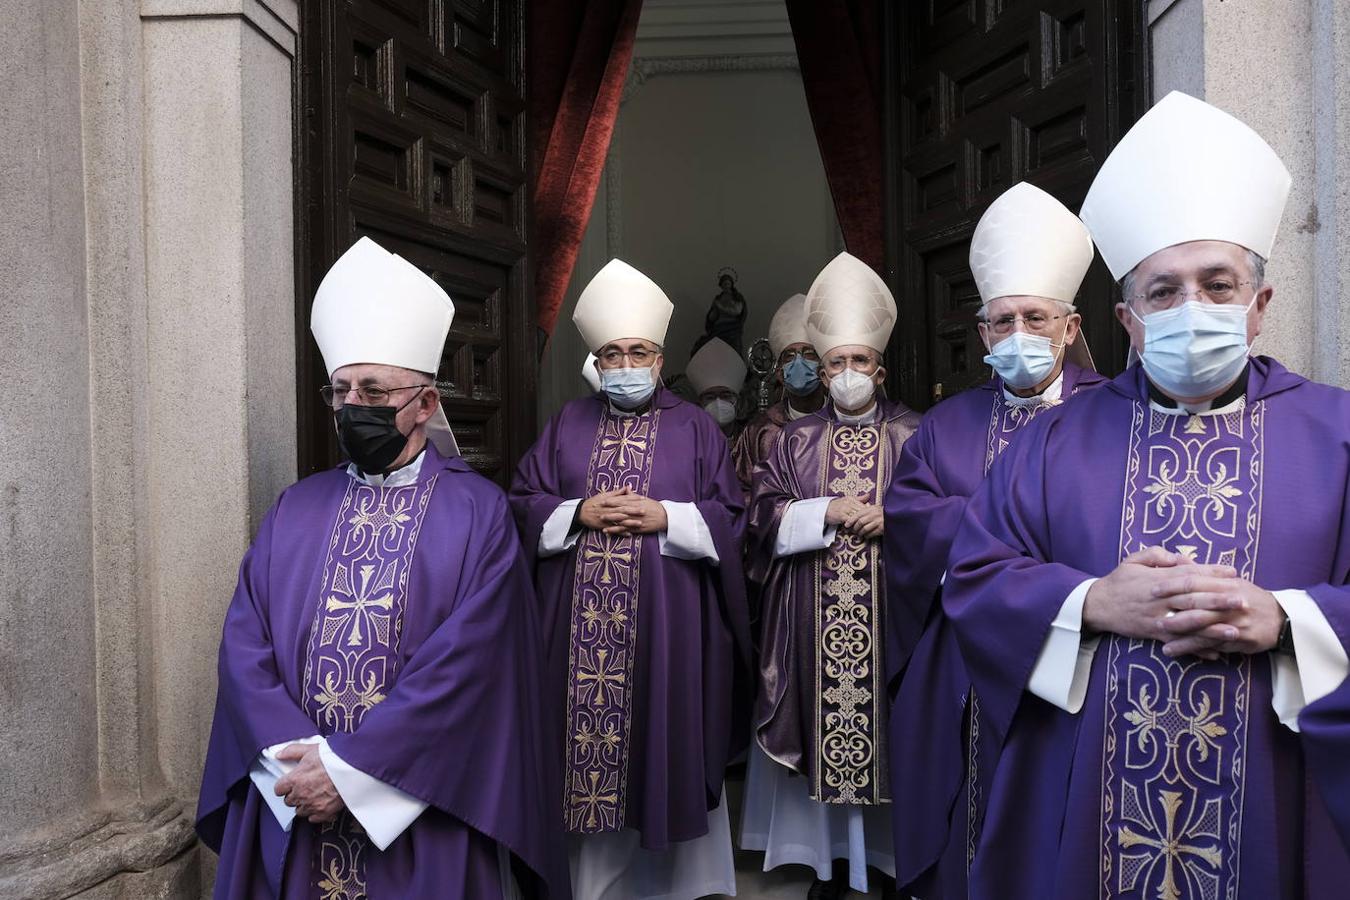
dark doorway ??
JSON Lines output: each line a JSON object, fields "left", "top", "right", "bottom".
{"left": 883, "top": 0, "right": 1148, "bottom": 410}
{"left": 296, "top": 0, "right": 534, "bottom": 484}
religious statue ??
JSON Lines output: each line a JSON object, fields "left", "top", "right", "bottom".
{"left": 693, "top": 266, "right": 747, "bottom": 355}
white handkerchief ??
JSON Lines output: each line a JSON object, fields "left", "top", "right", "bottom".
{"left": 250, "top": 735, "right": 323, "bottom": 831}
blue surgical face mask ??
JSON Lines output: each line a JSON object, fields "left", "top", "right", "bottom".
{"left": 1130, "top": 298, "right": 1254, "bottom": 400}
{"left": 600, "top": 365, "right": 657, "bottom": 409}
{"left": 782, "top": 355, "right": 821, "bottom": 396}
{"left": 983, "top": 332, "right": 1063, "bottom": 391}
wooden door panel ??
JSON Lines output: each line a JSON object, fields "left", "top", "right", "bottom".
{"left": 887, "top": 0, "right": 1146, "bottom": 409}
{"left": 298, "top": 0, "right": 532, "bottom": 484}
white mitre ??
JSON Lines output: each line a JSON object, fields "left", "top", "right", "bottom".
{"left": 1080, "top": 91, "right": 1292, "bottom": 280}
{"left": 311, "top": 236, "right": 458, "bottom": 456}
{"left": 573, "top": 259, "right": 674, "bottom": 351}
{"left": 804, "top": 252, "right": 897, "bottom": 355}
{"left": 687, "top": 337, "right": 747, "bottom": 396}
{"left": 768, "top": 293, "right": 810, "bottom": 357}
{"left": 581, "top": 353, "right": 601, "bottom": 392}
{"left": 971, "top": 182, "right": 1094, "bottom": 305}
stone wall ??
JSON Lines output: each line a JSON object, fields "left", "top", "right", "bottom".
{"left": 1149, "top": 0, "right": 1350, "bottom": 389}
{"left": 0, "top": 2, "right": 298, "bottom": 897}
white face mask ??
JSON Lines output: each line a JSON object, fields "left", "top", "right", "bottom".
{"left": 828, "top": 368, "right": 876, "bottom": 411}
{"left": 983, "top": 332, "right": 1063, "bottom": 391}
{"left": 1131, "top": 298, "right": 1255, "bottom": 400}
{"left": 704, "top": 397, "right": 736, "bottom": 426}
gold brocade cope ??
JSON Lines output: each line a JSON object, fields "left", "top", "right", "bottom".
{"left": 1100, "top": 402, "right": 1263, "bottom": 899}
{"left": 301, "top": 476, "right": 438, "bottom": 900}
{"left": 564, "top": 408, "right": 662, "bottom": 833}
{"left": 813, "top": 421, "right": 890, "bottom": 804}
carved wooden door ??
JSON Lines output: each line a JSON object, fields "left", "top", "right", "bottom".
{"left": 886, "top": 0, "right": 1146, "bottom": 409}
{"left": 297, "top": 0, "right": 532, "bottom": 484}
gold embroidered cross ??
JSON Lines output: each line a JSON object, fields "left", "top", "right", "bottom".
{"left": 584, "top": 538, "right": 634, "bottom": 585}
{"left": 326, "top": 564, "right": 394, "bottom": 647}
{"left": 601, "top": 420, "right": 648, "bottom": 469}
{"left": 576, "top": 648, "right": 626, "bottom": 707}
{"left": 1118, "top": 790, "right": 1222, "bottom": 900}
{"left": 573, "top": 769, "right": 619, "bottom": 830}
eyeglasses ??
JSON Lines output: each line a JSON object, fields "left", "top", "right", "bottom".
{"left": 777, "top": 348, "right": 820, "bottom": 366}
{"left": 598, "top": 346, "right": 659, "bottom": 367}
{"left": 821, "top": 352, "right": 879, "bottom": 375}
{"left": 1128, "top": 280, "right": 1256, "bottom": 312}
{"left": 320, "top": 383, "right": 429, "bottom": 409}
{"left": 981, "top": 313, "right": 1068, "bottom": 336}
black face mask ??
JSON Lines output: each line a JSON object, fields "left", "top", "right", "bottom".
{"left": 335, "top": 395, "right": 418, "bottom": 474}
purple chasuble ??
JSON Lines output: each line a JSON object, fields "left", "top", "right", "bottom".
{"left": 508, "top": 388, "right": 753, "bottom": 850}
{"left": 748, "top": 398, "right": 920, "bottom": 805}
{"left": 197, "top": 444, "right": 570, "bottom": 900}
{"left": 303, "top": 471, "right": 436, "bottom": 898}
{"left": 732, "top": 400, "right": 792, "bottom": 500}
{"left": 945, "top": 358, "right": 1350, "bottom": 899}
{"left": 883, "top": 364, "right": 1106, "bottom": 896}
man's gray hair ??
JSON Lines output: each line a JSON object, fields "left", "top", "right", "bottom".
{"left": 1120, "top": 249, "right": 1267, "bottom": 300}
{"left": 975, "top": 298, "right": 1077, "bottom": 322}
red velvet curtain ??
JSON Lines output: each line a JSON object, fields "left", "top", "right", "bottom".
{"left": 784, "top": 0, "right": 885, "bottom": 272}
{"left": 529, "top": 0, "right": 645, "bottom": 341}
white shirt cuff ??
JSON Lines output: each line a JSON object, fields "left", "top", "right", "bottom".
{"left": 657, "top": 501, "right": 719, "bottom": 564}
{"left": 538, "top": 498, "right": 583, "bottom": 557}
{"left": 1268, "top": 589, "right": 1350, "bottom": 732}
{"left": 249, "top": 735, "right": 322, "bottom": 831}
{"left": 773, "top": 497, "right": 838, "bottom": 558}
{"left": 1027, "top": 578, "right": 1101, "bottom": 713}
{"left": 319, "top": 740, "right": 429, "bottom": 850}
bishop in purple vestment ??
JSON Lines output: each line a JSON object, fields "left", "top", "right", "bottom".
{"left": 196, "top": 238, "right": 568, "bottom": 900}
{"left": 509, "top": 259, "right": 752, "bottom": 900}
{"left": 884, "top": 182, "right": 1105, "bottom": 899}
{"left": 731, "top": 293, "right": 825, "bottom": 499}
{"left": 741, "top": 252, "right": 920, "bottom": 898}
{"left": 944, "top": 94, "right": 1350, "bottom": 898}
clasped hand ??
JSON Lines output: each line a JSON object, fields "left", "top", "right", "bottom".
{"left": 825, "top": 496, "right": 883, "bottom": 539}
{"left": 274, "top": 743, "right": 344, "bottom": 823}
{"left": 580, "top": 486, "right": 668, "bottom": 535}
{"left": 1082, "top": 546, "right": 1283, "bottom": 660}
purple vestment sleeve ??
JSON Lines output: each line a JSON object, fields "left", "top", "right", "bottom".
{"left": 744, "top": 415, "right": 806, "bottom": 586}
{"left": 508, "top": 406, "right": 574, "bottom": 568}
{"left": 1301, "top": 666, "right": 1350, "bottom": 849}
{"left": 883, "top": 415, "right": 969, "bottom": 686}
{"left": 196, "top": 502, "right": 329, "bottom": 854}
{"left": 732, "top": 402, "right": 789, "bottom": 502}
{"left": 686, "top": 416, "right": 756, "bottom": 767}
{"left": 944, "top": 410, "right": 1094, "bottom": 745}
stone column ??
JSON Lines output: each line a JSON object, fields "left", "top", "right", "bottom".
{"left": 0, "top": 1, "right": 107, "bottom": 896}
{"left": 140, "top": 0, "right": 299, "bottom": 811}
{"left": 0, "top": 1, "right": 298, "bottom": 896}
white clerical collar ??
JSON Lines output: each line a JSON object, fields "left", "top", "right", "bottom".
{"left": 348, "top": 448, "right": 426, "bottom": 487}
{"left": 786, "top": 401, "right": 813, "bottom": 421}
{"left": 1145, "top": 367, "right": 1249, "bottom": 417}
{"left": 835, "top": 404, "right": 879, "bottom": 426}
{"left": 1147, "top": 394, "right": 1246, "bottom": 417}
{"left": 1002, "top": 370, "right": 1065, "bottom": 408}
